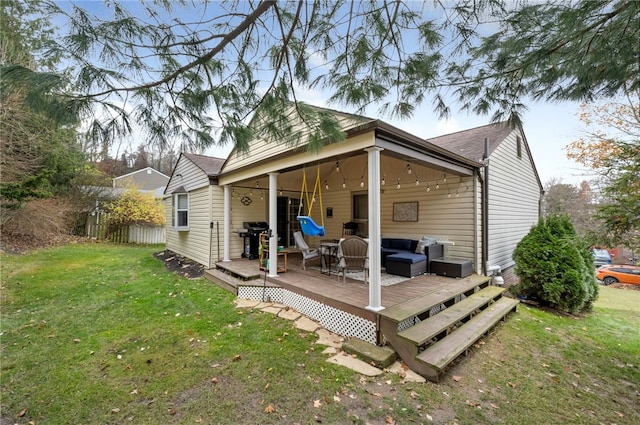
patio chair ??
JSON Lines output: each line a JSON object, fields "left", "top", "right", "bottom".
{"left": 342, "top": 221, "right": 358, "bottom": 237}
{"left": 293, "top": 231, "right": 320, "bottom": 270}
{"left": 337, "top": 236, "right": 369, "bottom": 283}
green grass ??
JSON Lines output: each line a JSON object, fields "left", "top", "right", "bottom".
{"left": 2, "top": 243, "right": 639, "bottom": 424}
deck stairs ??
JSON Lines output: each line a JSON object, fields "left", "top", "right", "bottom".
{"left": 379, "top": 278, "right": 519, "bottom": 382}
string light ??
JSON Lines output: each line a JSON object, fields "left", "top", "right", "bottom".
{"left": 342, "top": 179, "right": 346, "bottom": 189}
{"left": 426, "top": 183, "right": 430, "bottom": 192}
{"left": 436, "top": 179, "right": 440, "bottom": 190}
{"left": 335, "top": 161, "right": 340, "bottom": 172}
{"left": 360, "top": 176, "right": 364, "bottom": 188}
{"left": 381, "top": 175, "right": 386, "bottom": 186}
{"left": 396, "top": 178, "right": 401, "bottom": 189}
{"left": 406, "top": 163, "right": 412, "bottom": 174}
{"left": 415, "top": 178, "right": 420, "bottom": 185}
{"left": 443, "top": 173, "right": 447, "bottom": 183}
{"left": 325, "top": 180, "right": 329, "bottom": 190}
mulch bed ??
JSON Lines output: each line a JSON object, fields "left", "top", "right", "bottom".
{"left": 153, "top": 249, "right": 205, "bottom": 279}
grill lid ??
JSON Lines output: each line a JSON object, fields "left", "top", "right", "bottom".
{"left": 243, "top": 221, "right": 268, "bottom": 231}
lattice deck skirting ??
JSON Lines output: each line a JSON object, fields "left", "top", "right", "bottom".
{"left": 237, "top": 285, "right": 377, "bottom": 344}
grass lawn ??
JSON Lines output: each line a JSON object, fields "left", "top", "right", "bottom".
{"left": 1, "top": 243, "right": 639, "bottom": 424}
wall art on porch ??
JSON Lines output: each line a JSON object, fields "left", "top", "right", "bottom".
{"left": 393, "top": 201, "right": 418, "bottom": 222}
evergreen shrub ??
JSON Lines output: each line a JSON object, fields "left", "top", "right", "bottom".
{"left": 513, "top": 215, "right": 598, "bottom": 314}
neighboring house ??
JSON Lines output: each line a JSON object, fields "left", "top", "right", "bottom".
{"left": 113, "top": 166, "right": 170, "bottom": 192}
{"left": 164, "top": 106, "right": 542, "bottom": 286}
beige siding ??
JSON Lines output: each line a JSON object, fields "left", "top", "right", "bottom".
{"left": 487, "top": 130, "right": 541, "bottom": 269}
{"left": 222, "top": 112, "right": 367, "bottom": 175}
{"left": 220, "top": 132, "right": 376, "bottom": 185}
{"left": 165, "top": 156, "right": 210, "bottom": 194}
{"left": 165, "top": 186, "right": 212, "bottom": 266}
{"left": 227, "top": 191, "right": 268, "bottom": 258}
{"left": 379, "top": 179, "right": 476, "bottom": 265}
{"left": 473, "top": 176, "right": 483, "bottom": 273}
{"left": 295, "top": 174, "right": 477, "bottom": 271}
{"left": 165, "top": 155, "right": 214, "bottom": 266}
{"left": 208, "top": 187, "right": 225, "bottom": 263}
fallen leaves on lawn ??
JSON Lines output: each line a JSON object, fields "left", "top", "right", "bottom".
{"left": 385, "top": 415, "right": 396, "bottom": 424}
{"left": 313, "top": 399, "right": 322, "bottom": 408}
{"left": 465, "top": 400, "right": 480, "bottom": 408}
{"left": 264, "top": 405, "right": 275, "bottom": 413}
{"left": 16, "top": 408, "right": 27, "bottom": 418}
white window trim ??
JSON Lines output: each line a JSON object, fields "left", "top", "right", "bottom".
{"left": 174, "top": 193, "right": 189, "bottom": 231}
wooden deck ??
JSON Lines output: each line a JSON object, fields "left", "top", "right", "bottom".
{"left": 206, "top": 252, "right": 492, "bottom": 342}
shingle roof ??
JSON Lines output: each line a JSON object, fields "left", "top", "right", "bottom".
{"left": 426, "top": 122, "right": 514, "bottom": 162}
{"left": 183, "top": 153, "right": 225, "bottom": 176}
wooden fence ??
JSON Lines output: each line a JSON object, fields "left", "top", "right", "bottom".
{"left": 85, "top": 212, "right": 165, "bottom": 244}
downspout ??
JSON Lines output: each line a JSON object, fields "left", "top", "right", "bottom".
{"left": 481, "top": 138, "right": 489, "bottom": 276}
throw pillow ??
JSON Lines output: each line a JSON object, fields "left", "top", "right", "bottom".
{"left": 415, "top": 239, "right": 429, "bottom": 254}
{"left": 422, "top": 236, "right": 437, "bottom": 245}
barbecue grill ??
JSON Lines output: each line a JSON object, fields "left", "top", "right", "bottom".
{"left": 239, "top": 221, "right": 268, "bottom": 259}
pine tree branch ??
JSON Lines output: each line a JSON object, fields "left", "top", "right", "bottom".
{"left": 78, "top": 0, "right": 276, "bottom": 99}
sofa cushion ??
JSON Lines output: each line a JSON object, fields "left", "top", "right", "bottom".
{"left": 386, "top": 238, "right": 414, "bottom": 251}
{"left": 386, "top": 252, "right": 427, "bottom": 264}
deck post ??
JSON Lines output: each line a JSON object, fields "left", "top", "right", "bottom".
{"left": 365, "top": 146, "right": 384, "bottom": 312}
{"left": 223, "top": 184, "right": 231, "bottom": 262}
{"left": 268, "top": 172, "right": 279, "bottom": 277}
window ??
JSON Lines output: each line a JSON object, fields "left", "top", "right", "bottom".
{"left": 174, "top": 193, "right": 189, "bottom": 230}
{"left": 516, "top": 136, "right": 522, "bottom": 158}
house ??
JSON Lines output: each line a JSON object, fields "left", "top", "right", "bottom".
{"left": 163, "top": 107, "right": 541, "bottom": 379}
{"left": 165, "top": 109, "right": 541, "bottom": 278}
{"left": 113, "top": 166, "right": 170, "bottom": 196}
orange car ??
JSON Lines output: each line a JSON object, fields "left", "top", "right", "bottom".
{"left": 596, "top": 265, "right": 640, "bottom": 285}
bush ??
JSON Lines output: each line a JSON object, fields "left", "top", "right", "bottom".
{"left": 105, "top": 189, "right": 166, "bottom": 226}
{"left": 513, "top": 215, "right": 598, "bottom": 314}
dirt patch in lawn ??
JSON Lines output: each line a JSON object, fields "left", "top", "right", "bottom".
{"left": 609, "top": 282, "right": 640, "bottom": 291}
{"left": 153, "top": 249, "right": 204, "bottom": 279}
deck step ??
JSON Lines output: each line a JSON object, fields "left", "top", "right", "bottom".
{"left": 398, "top": 286, "right": 506, "bottom": 346}
{"left": 205, "top": 268, "right": 279, "bottom": 294}
{"left": 379, "top": 277, "right": 490, "bottom": 324}
{"left": 416, "top": 297, "right": 519, "bottom": 372}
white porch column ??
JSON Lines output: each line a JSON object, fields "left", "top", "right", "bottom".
{"left": 366, "top": 147, "right": 384, "bottom": 312}
{"left": 223, "top": 184, "right": 231, "bottom": 262}
{"left": 268, "top": 172, "right": 279, "bottom": 277}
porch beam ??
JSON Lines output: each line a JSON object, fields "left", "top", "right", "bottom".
{"left": 365, "top": 146, "right": 384, "bottom": 312}
{"left": 223, "top": 185, "right": 231, "bottom": 262}
{"left": 375, "top": 137, "right": 474, "bottom": 176}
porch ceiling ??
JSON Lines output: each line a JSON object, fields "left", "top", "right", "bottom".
{"left": 228, "top": 150, "right": 474, "bottom": 194}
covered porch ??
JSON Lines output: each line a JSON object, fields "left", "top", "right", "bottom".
{"left": 218, "top": 122, "right": 485, "bottom": 315}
